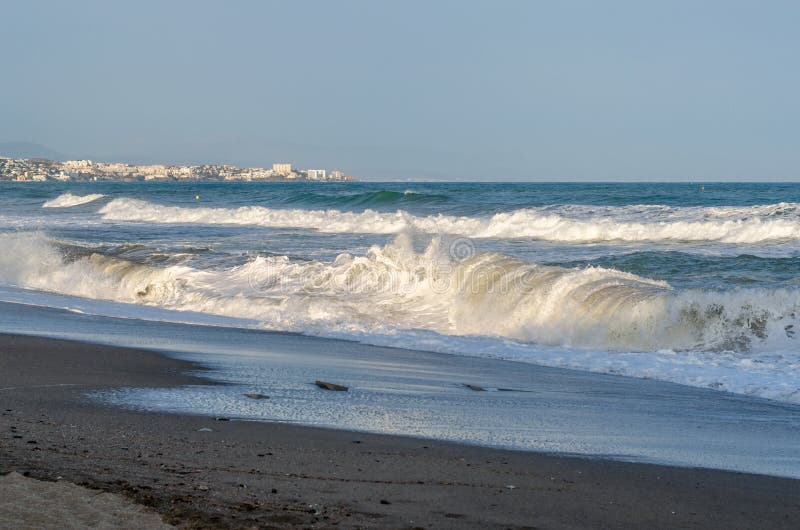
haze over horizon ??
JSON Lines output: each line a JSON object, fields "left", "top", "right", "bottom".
{"left": 1, "top": 0, "right": 798, "bottom": 181}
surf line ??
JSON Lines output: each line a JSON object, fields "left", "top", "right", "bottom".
{"left": 0, "top": 383, "right": 85, "bottom": 391}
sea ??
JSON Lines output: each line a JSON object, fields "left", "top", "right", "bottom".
{"left": 1, "top": 181, "right": 799, "bottom": 476}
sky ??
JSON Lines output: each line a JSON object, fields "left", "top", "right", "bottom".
{"left": 1, "top": 0, "right": 798, "bottom": 181}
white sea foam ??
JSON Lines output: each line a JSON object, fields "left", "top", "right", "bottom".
{"left": 43, "top": 193, "right": 105, "bottom": 208}
{"left": 0, "top": 231, "right": 798, "bottom": 403}
{"left": 99, "top": 198, "right": 800, "bottom": 243}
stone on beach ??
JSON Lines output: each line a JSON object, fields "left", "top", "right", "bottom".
{"left": 315, "top": 380, "right": 348, "bottom": 391}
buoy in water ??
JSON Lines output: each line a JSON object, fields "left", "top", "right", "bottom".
{"left": 195, "top": 195, "right": 200, "bottom": 200}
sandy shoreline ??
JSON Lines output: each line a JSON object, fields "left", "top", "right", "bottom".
{"left": 0, "top": 471, "right": 172, "bottom": 529}
{"left": 1, "top": 333, "right": 798, "bottom": 529}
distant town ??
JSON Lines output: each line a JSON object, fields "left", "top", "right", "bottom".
{"left": 0, "top": 156, "right": 355, "bottom": 182}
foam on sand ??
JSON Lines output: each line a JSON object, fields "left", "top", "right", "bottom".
{"left": 43, "top": 192, "right": 105, "bottom": 208}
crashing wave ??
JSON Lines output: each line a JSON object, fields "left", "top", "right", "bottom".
{"left": 1, "top": 231, "right": 797, "bottom": 350}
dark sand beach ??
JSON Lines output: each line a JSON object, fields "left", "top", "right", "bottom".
{"left": 1, "top": 333, "right": 798, "bottom": 529}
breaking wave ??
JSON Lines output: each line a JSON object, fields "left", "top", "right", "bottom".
{"left": 99, "top": 198, "right": 800, "bottom": 243}
{"left": 43, "top": 192, "right": 105, "bottom": 208}
{"left": 1, "top": 231, "right": 798, "bottom": 402}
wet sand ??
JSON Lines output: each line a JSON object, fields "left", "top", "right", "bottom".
{"left": 1, "top": 333, "right": 798, "bottom": 529}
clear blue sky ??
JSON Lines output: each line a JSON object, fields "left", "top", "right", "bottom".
{"left": 1, "top": 0, "right": 798, "bottom": 180}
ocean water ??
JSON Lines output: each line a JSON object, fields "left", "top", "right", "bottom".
{"left": 1, "top": 181, "right": 799, "bottom": 405}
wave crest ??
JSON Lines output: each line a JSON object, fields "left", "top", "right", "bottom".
{"left": 43, "top": 193, "right": 105, "bottom": 208}
{"left": 99, "top": 198, "right": 800, "bottom": 243}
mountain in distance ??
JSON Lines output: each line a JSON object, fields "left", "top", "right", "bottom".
{"left": 0, "top": 142, "right": 66, "bottom": 160}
